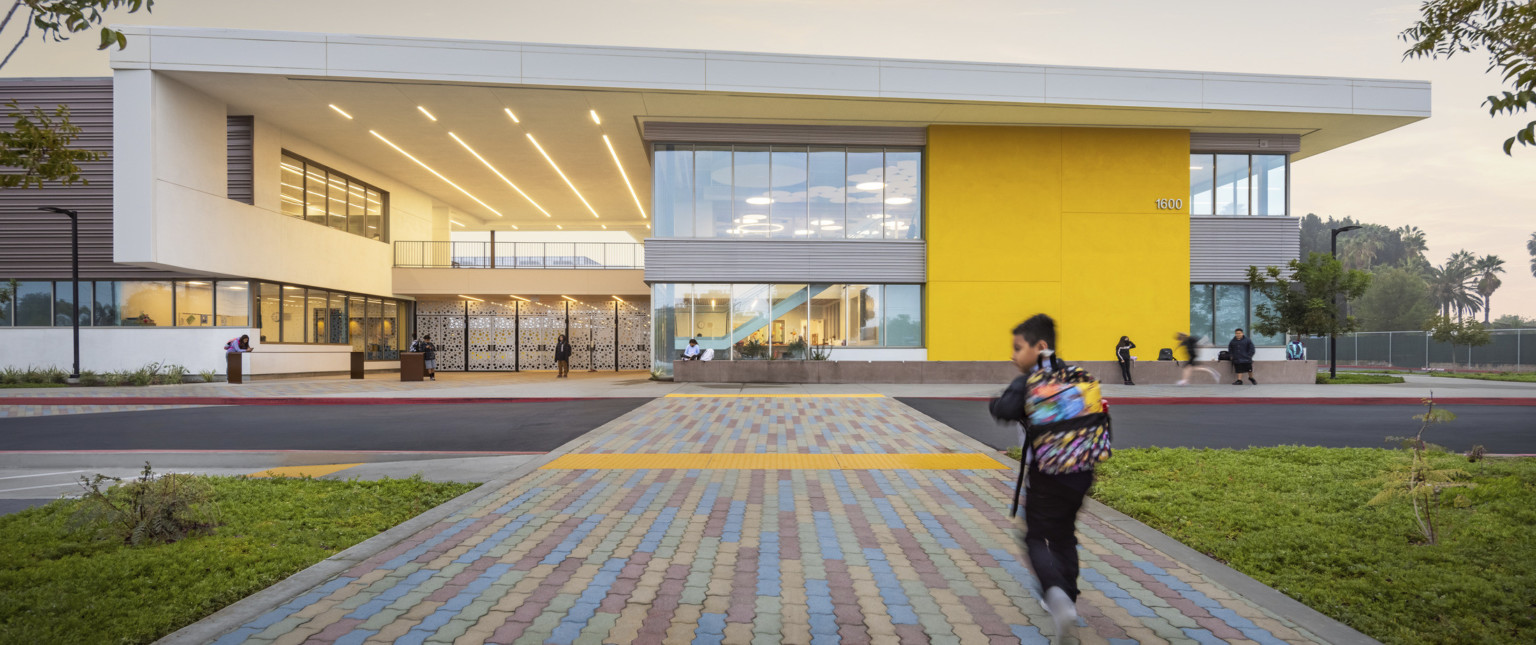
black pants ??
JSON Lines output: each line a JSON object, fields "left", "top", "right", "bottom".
{"left": 1117, "top": 359, "right": 1133, "bottom": 383}
{"left": 1233, "top": 361, "right": 1253, "bottom": 375}
{"left": 1023, "top": 465, "right": 1095, "bottom": 601}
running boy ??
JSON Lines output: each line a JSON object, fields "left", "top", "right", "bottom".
{"left": 989, "top": 314, "right": 1094, "bottom": 643}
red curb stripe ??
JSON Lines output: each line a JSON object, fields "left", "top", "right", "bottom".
{"left": 925, "top": 396, "right": 1536, "bottom": 406}
{"left": 0, "top": 396, "right": 604, "bottom": 406}
{"left": 0, "top": 449, "right": 547, "bottom": 455}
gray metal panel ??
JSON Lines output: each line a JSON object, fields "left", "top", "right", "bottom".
{"left": 1190, "top": 216, "right": 1300, "bottom": 282}
{"left": 1190, "top": 133, "right": 1301, "bottom": 154}
{"left": 643, "top": 122, "right": 926, "bottom": 146}
{"left": 644, "top": 239, "right": 925, "bottom": 283}
{"left": 0, "top": 78, "right": 189, "bottom": 279}
{"left": 226, "top": 115, "right": 254, "bottom": 205}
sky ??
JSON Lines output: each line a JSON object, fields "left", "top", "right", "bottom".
{"left": 4, "top": 0, "right": 1533, "bottom": 319}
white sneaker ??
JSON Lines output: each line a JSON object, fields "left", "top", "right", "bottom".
{"left": 1175, "top": 380, "right": 1188, "bottom": 386}
{"left": 1045, "top": 586, "right": 1077, "bottom": 644}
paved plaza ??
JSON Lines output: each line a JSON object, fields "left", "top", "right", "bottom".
{"left": 179, "top": 394, "right": 1357, "bottom": 645}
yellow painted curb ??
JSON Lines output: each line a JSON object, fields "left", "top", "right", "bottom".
{"left": 664, "top": 393, "right": 884, "bottom": 398}
{"left": 541, "top": 453, "right": 1007, "bottom": 470}
{"left": 247, "top": 463, "right": 363, "bottom": 479}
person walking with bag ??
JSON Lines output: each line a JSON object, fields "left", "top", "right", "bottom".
{"left": 990, "top": 314, "right": 1111, "bottom": 644}
{"left": 554, "top": 334, "right": 573, "bottom": 378}
{"left": 1114, "top": 335, "right": 1136, "bottom": 385}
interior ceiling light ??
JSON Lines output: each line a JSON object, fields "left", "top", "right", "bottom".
{"left": 602, "top": 135, "right": 648, "bottom": 220}
{"left": 821, "top": 224, "right": 844, "bottom": 230}
{"left": 450, "top": 132, "right": 551, "bottom": 217}
{"left": 504, "top": 107, "right": 520, "bottom": 123}
{"left": 328, "top": 104, "right": 353, "bottom": 119}
{"left": 612, "top": 295, "right": 624, "bottom": 302}
{"left": 855, "top": 181, "right": 884, "bottom": 191}
{"left": 370, "top": 130, "right": 503, "bottom": 218}
{"left": 885, "top": 197, "right": 913, "bottom": 205}
{"left": 745, "top": 196, "right": 773, "bottom": 205}
{"left": 460, "top": 295, "right": 484, "bottom": 301}
{"left": 556, "top": 224, "right": 563, "bottom": 229}
{"left": 509, "top": 295, "right": 530, "bottom": 302}
{"left": 418, "top": 106, "right": 437, "bottom": 121}
{"left": 450, "top": 219, "right": 464, "bottom": 227}
{"left": 526, "top": 133, "right": 600, "bottom": 219}
{"left": 741, "top": 214, "right": 767, "bottom": 222}
{"left": 589, "top": 109, "right": 601, "bottom": 124}
{"left": 561, "top": 295, "right": 578, "bottom": 302}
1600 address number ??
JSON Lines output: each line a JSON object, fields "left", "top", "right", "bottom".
{"left": 1154, "top": 198, "right": 1184, "bottom": 210}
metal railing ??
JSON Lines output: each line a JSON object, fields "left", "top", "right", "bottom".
{"left": 393, "top": 241, "right": 644, "bottom": 269}
{"left": 1301, "top": 328, "right": 1534, "bottom": 372}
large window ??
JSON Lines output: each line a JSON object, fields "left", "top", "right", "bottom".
{"left": 1189, "top": 283, "right": 1286, "bottom": 347}
{"left": 0, "top": 280, "right": 248, "bottom": 328}
{"left": 250, "top": 281, "right": 411, "bottom": 359}
{"left": 1189, "top": 153, "right": 1286, "bottom": 216}
{"left": 652, "top": 282, "right": 922, "bottom": 374}
{"left": 653, "top": 144, "right": 922, "bottom": 240}
{"left": 280, "top": 151, "right": 388, "bottom": 242}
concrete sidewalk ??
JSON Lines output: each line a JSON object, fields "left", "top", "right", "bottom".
{"left": 167, "top": 395, "right": 1375, "bottom": 645}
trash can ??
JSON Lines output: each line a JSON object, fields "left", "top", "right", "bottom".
{"left": 226, "top": 352, "right": 244, "bottom": 384}
{"left": 350, "top": 351, "right": 365, "bottom": 379}
{"left": 401, "top": 352, "right": 425, "bottom": 382}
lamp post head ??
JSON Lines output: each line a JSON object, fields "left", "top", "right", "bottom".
{"left": 1334, "top": 225, "right": 1362, "bottom": 234}
{"left": 37, "top": 206, "right": 78, "bottom": 219}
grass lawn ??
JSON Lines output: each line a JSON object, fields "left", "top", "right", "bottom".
{"left": 0, "top": 476, "right": 477, "bottom": 645}
{"left": 0, "top": 383, "right": 68, "bottom": 389}
{"left": 1092, "top": 447, "right": 1534, "bottom": 645}
{"left": 1315, "top": 373, "right": 1406, "bottom": 384}
{"left": 1428, "top": 371, "right": 1536, "bottom": 383}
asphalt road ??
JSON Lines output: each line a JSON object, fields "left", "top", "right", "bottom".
{"left": 897, "top": 398, "right": 1536, "bottom": 453}
{"left": 0, "top": 399, "right": 651, "bottom": 452}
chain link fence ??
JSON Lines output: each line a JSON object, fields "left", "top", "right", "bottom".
{"left": 1301, "top": 329, "right": 1535, "bottom": 372}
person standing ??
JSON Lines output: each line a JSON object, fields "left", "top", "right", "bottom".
{"left": 1287, "top": 336, "right": 1307, "bottom": 361}
{"left": 421, "top": 334, "right": 437, "bottom": 381}
{"left": 1114, "top": 336, "right": 1136, "bottom": 385}
{"left": 1228, "top": 328, "right": 1257, "bottom": 385}
{"left": 989, "top": 314, "right": 1098, "bottom": 643}
{"left": 554, "top": 334, "right": 573, "bottom": 378}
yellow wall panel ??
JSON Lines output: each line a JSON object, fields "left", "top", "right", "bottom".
{"left": 926, "top": 125, "right": 1189, "bottom": 361}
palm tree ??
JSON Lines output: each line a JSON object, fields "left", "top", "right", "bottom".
{"left": 1340, "top": 233, "right": 1386, "bottom": 270}
{"left": 1425, "top": 262, "right": 1481, "bottom": 321}
{"left": 1472, "top": 255, "right": 1505, "bottom": 323}
{"left": 1528, "top": 232, "right": 1536, "bottom": 278}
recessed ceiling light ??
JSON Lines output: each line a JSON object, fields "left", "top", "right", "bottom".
{"left": 460, "top": 295, "right": 484, "bottom": 302}
{"left": 821, "top": 224, "right": 844, "bottom": 230}
{"left": 741, "top": 214, "right": 766, "bottom": 222}
{"left": 450, "top": 219, "right": 464, "bottom": 227}
{"left": 794, "top": 229, "right": 812, "bottom": 235}
{"left": 855, "top": 181, "right": 884, "bottom": 191}
{"left": 867, "top": 214, "right": 884, "bottom": 219}
{"left": 371, "top": 130, "right": 503, "bottom": 218}
{"left": 745, "top": 197, "right": 773, "bottom": 205}
{"left": 884, "top": 197, "right": 912, "bottom": 205}
{"left": 418, "top": 106, "right": 437, "bottom": 121}
{"left": 504, "top": 107, "right": 520, "bottom": 123}
{"left": 602, "top": 135, "right": 647, "bottom": 220}
{"left": 328, "top": 104, "right": 352, "bottom": 119}
{"left": 527, "top": 133, "right": 600, "bottom": 219}
{"left": 449, "top": 132, "right": 549, "bottom": 217}
{"left": 509, "top": 295, "right": 530, "bottom": 302}
{"left": 589, "top": 109, "right": 601, "bottom": 124}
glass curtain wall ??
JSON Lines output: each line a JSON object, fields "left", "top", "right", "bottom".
{"left": 1189, "top": 283, "right": 1286, "bottom": 347}
{"left": 653, "top": 283, "right": 922, "bottom": 376}
{"left": 655, "top": 145, "right": 922, "bottom": 239}
{"left": 280, "top": 150, "right": 389, "bottom": 242}
{"left": 1189, "top": 153, "right": 1287, "bottom": 216}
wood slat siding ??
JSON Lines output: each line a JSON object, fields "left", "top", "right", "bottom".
{"left": 644, "top": 239, "right": 925, "bottom": 284}
{"left": 226, "top": 115, "right": 254, "bottom": 205}
{"left": 643, "top": 122, "right": 927, "bottom": 146}
{"left": 1189, "top": 133, "right": 1301, "bottom": 154}
{"left": 0, "top": 78, "right": 188, "bottom": 279}
{"left": 1190, "top": 216, "right": 1300, "bottom": 282}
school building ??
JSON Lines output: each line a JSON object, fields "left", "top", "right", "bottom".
{"left": 0, "top": 27, "right": 1430, "bottom": 379}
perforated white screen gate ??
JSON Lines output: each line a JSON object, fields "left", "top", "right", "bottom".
{"left": 413, "top": 299, "right": 650, "bottom": 372}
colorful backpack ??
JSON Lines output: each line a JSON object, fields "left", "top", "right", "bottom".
{"left": 1022, "top": 358, "right": 1113, "bottom": 475}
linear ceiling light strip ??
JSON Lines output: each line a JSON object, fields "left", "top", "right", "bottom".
{"left": 369, "top": 130, "right": 503, "bottom": 218}
{"left": 450, "top": 132, "right": 551, "bottom": 220}
{"left": 603, "top": 135, "right": 648, "bottom": 221}
{"left": 526, "top": 133, "right": 600, "bottom": 219}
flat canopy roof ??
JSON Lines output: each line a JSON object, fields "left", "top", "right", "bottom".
{"left": 111, "top": 26, "right": 1430, "bottom": 233}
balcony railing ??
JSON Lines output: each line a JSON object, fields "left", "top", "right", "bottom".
{"left": 393, "top": 241, "right": 644, "bottom": 269}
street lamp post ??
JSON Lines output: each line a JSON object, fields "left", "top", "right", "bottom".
{"left": 1329, "top": 225, "right": 1362, "bottom": 379}
{"left": 38, "top": 207, "right": 81, "bottom": 380}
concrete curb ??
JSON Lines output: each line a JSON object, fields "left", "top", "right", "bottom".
{"left": 153, "top": 408, "right": 623, "bottom": 645}
{"left": 1083, "top": 499, "right": 1382, "bottom": 645}
{"left": 924, "top": 396, "right": 1536, "bottom": 405}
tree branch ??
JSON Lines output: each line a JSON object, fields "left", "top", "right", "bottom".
{"left": 0, "top": 1, "right": 23, "bottom": 37}
{"left": 0, "top": 8, "right": 32, "bottom": 70}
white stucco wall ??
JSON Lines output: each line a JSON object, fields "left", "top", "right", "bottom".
{"left": 823, "top": 348, "right": 927, "bottom": 361}
{"left": 0, "top": 329, "right": 399, "bottom": 375}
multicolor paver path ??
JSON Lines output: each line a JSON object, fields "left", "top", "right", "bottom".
{"left": 202, "top": 395, "right": 1329, "bottom": 644}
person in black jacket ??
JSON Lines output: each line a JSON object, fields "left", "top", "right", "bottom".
{"left": 421, "top": 334, "right": 437, "bottom": 381}
{"left": 554, "top": 334, "right": 573, "bottom": 378}
{"left": 989, "top": 314, "right": 1092, "bottom": 643}
{"left": 1228, "top": 328, "right": 1257, "bottom": 385}
{"left": 1114, "top": 336, "right": 1136, "bottom": 385}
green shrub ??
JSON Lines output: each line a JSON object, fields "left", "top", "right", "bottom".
{"left": 0, "top": 366, "right": 22, "bottom": 384}
{"left": 160, "top": 363, "right": 188, "bottom": 385}
{"left": 78, "top": 370, "right": 102, "bottom": 386}
{"left": 127, "top": 367, "right": 155, "bottom": 387}
{"left": 101, "top": 371, "right": 127, "bottom": 387}
{"left": 198, "top": 369, "right": 219, "bottom": 383}
{"left": 71, "top": 463, "right": 217, "bottom": 546}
